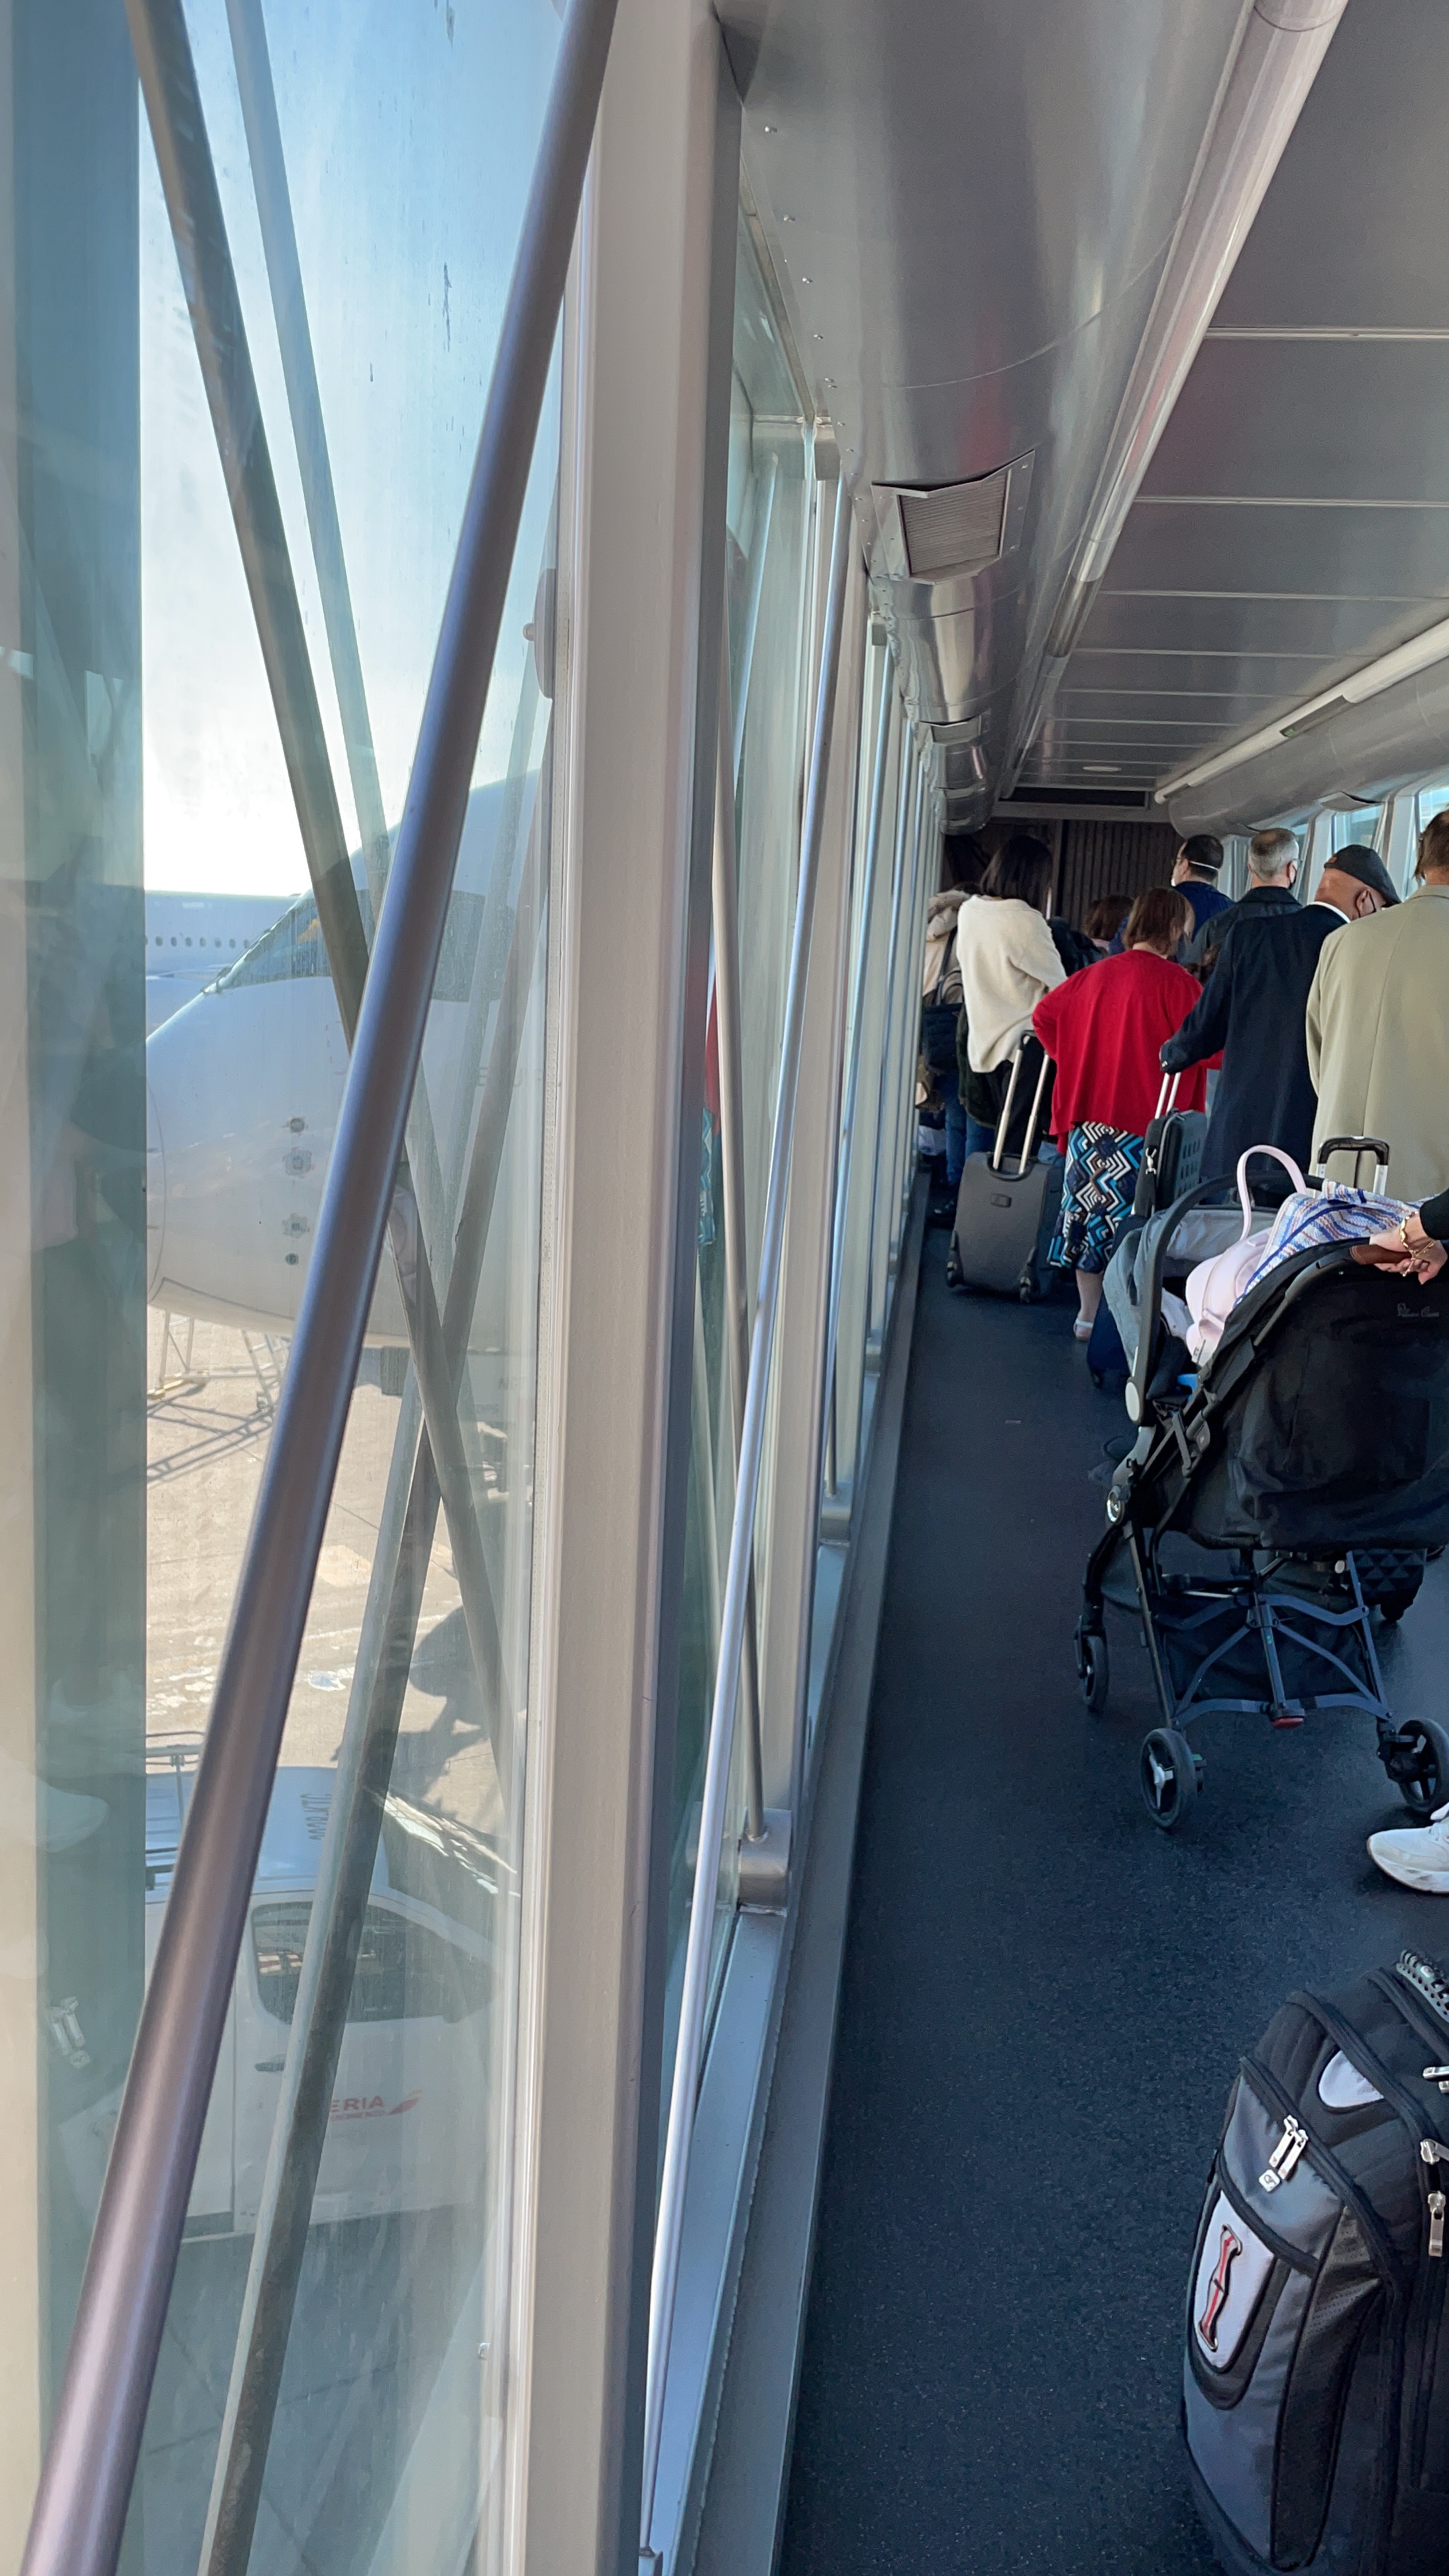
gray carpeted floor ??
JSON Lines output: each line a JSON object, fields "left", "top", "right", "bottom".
{"left": 780, "top": 1248, "right": 1449, "bottom": 2576}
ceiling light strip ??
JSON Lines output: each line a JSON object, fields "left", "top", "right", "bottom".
{"left": 1006, "top": 0, "right": 1348, "bottom": 782}
{"left": 1157, "top": 610, "right": 1449, "bottom": 795}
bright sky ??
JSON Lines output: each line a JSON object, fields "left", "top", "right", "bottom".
{"left": 142, "top": 0, "right": 560, "bottom": 896}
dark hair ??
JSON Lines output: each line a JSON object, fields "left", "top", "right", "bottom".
{"left": 1084, "top": 892, "right": 1130, "bottom": 945}
{"left": 983, "top": 834, "right": 1054, "bottom": 913}
{"left": 941, "top": 833, "right": 989, "bottom": 894}
{"left": 1178, "top": 833, "right": 1223, "bottom": 879}
{"left": 1419, "top": 810, "right": 1449, "bottom": 879}
{"left": 1124, "top": 885, "right": 1193, "bottom": 955}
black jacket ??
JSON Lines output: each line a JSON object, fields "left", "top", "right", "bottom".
{"left": 1160, "top": 890, "right": 1346, "bottom": 1190}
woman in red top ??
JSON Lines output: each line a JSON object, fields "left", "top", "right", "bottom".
{"left": 1032, "top": 885, "right": 1207, "bottom": 1340}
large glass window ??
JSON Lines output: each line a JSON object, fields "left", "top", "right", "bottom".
{"left": 1330, "top": 805, "right": 1383, "bottom": 853}
{"left": 3, "top": 3, "right": 561, "bottom": 2568}
{"left": 1417, "top": 780, "right": 1449, "bottom": 838}
{"left": 660, "top": 213, "right": 816, "bottom": 2109}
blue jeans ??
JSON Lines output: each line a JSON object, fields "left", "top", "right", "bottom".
{"left": 963, "top": 1114, "right": 996, "bottom": 1166}
{"left": 943, "top": 1094, "right": 967, "bottom": 1188}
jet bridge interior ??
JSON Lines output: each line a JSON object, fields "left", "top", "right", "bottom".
{"left": 7, "top": 2, "right": 1449, "bottom": 2573}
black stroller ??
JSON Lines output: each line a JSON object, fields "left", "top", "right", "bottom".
{"left": 1075, "top": 1150, "right": 1449, "bottom": 1831}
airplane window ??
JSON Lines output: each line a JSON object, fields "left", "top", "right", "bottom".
{"left": 252, "top": 1897, "right": 487, "bottom": 2023}
{"left": 215, "top": 884, "right": 485, "bottom": 1001}
{"left": 215, "top": 892, "right": 361, "bottom": 988}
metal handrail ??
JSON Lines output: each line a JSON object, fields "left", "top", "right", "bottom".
{"left": 822, "top": 640, "right": 895, "bottom": 1500}
{"left": 639, "top": 479, "right": 853, "bottom": 2548}
{"left": 225, "top": 0, "right": 390, "bottom": 908}
{"left": 18, "top": 0, "right": 619, "bottom": 2563}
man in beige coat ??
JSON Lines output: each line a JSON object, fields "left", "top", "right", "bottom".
{"left": 1305, "top": 809, "right": 1449, "bottom": 1199}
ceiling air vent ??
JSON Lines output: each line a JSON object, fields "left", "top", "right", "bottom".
{"left": 872, "top": 453, "right": 1032, "bottom": 590}
{"left": 898, "top": 471, "right": 1009, "bottom": 580}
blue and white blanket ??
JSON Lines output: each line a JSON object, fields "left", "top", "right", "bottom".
{"left": 1240, "top": 1185, "right": 1409, "bottom": 1300}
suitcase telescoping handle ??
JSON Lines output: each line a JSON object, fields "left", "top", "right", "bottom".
{"left": 990, "top": 1033, "right": 1053, "bottom": 1181}
{"left": 1313, "top": 1134, "right": 1392, "bottom": 1193}
{"left": 1130, "top": 1071, "right": 1185, "bottom": 1221}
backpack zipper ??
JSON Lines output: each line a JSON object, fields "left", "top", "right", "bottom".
{"left": 1411, "top": 2142, "right": 1449, "bottom": 2483}
{"left": 1421, "top": 2141, "right": 1448, "bottom": 2261}
{"left": 1245, "top": 2057, "right": 1403, "bottom": 2291}
{"left": 1260, "top": 2115, "right": 1310, "bottom": 2193}
{"left": 1296, "top": 1994, "right": 1449, "bottom": 2490}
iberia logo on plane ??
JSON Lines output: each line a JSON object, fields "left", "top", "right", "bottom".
{"left": 329, "top": 2092, "right": 422, "bottom": 2121}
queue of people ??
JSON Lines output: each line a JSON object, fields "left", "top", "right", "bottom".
{"left": 1160, "top": 830, "right": 1399, "bottom": 1195}
{"left": 922, "top": 808, "right": 1449, "bottom": 1341}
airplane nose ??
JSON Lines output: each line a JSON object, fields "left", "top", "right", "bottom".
{"left": 146, "top": 1078, "right": 165, "bottom": 1303}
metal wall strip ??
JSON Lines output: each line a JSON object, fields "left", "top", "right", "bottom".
{"left": 639, "top": 478, "right": 854, "bottom": 2551}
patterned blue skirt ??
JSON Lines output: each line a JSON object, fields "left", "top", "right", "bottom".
{"left": 1050, "top": 1122, "right": 1143, "bottom": 1275}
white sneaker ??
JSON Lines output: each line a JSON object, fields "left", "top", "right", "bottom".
{"left": 1368, "top": 1803, "right": 1449, "bottom": 1892}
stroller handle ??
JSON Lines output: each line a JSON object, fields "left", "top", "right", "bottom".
{"left": 1125, "top": 1172, "right": 1234, "bottom": 1426}
{"left": 1314, "top": 1134, "right": 1392, "bottom": 1193}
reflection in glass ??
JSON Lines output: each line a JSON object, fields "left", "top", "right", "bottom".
{"left": 2, "top": 0, "right": 561, "bottom": 2566}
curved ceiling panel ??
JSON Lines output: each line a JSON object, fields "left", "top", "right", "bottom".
{"left": 720, "top": 0, "right": 1253, "bottom": 811}
{"left": 1168, "top": 655, "right": 1449, "bottom": 837}
{"left": 1034, "top": 0, "right": 1449, "bottom": 809}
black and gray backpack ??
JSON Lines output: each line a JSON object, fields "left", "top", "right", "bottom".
{"left": 1186, "top": 1952, "right": 1449, "bottom": 2575}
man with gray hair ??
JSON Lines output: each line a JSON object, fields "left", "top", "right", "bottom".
{"left": 1161, "top": 826, "right": 1394, "bottom": 1195}
{"left": 1189, "top": 826, "right": 1297, "bottom": 974}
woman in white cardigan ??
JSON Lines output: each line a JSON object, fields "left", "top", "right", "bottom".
{"left": 955, "top": 835, "right": 1065, "bottom": 1158}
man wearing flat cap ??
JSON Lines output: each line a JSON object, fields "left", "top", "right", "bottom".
{"left": 1161, "top": 830, "right": 1397, "bottom": 1199}
{"left": 1308, "top": 814, "right": 1449, "bottom": 1201}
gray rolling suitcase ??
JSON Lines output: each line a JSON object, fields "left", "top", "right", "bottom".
{"left": 951, "top": 1036, "right": 1063, "bottom": 1300}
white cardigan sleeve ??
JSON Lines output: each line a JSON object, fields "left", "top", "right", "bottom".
{"left": 1007, "top": 906, "right": 1067, "bottom": 996}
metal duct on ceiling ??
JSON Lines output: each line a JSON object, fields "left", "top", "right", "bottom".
{"left": 1167, "top": 651, "right": 1449, "bottom": 836}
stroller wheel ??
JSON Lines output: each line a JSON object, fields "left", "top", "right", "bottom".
{"left": 1140, "top": 1727, "right": 1200, "bottom": 1833}
{"left": 1078, "top": 1629, "right": 1110, "bottom": 1715}
{"left": 1384, "top": 1717, "right": 1449, "bottom": 1817}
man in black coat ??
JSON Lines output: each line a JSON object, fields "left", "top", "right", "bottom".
{"left": 1160, "top": 834, "right": 1399, "bottom": 1196}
